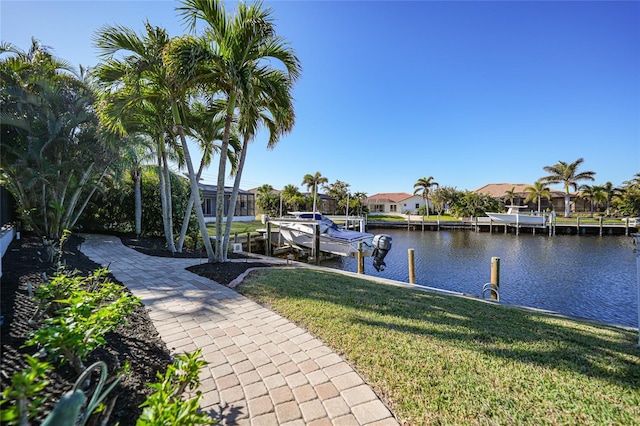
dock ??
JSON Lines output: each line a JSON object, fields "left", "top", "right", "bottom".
{"left": 366, "top": 217, "right": 639, "bottom": 236}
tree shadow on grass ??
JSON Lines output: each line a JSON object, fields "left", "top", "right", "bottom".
{"left": 241, "top": 268, "right": 640, "bottom": 391}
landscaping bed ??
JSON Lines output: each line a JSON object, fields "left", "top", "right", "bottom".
{"left": 1, "top": 233, "right": 269, "bottom": 424}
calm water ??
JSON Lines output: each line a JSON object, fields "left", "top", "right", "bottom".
{"left": 323, "top": 229, "right": 639, "bottom": 328}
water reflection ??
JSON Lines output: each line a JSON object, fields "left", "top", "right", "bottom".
{"left": 323, "top": 230, "right": 638, "bottom": 327}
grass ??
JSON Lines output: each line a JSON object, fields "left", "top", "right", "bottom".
{"left": 206, "top": 220, "right": 265, "bottom": 236}
{"left": 238, "top": 269, "right": 640, "bottom": 425}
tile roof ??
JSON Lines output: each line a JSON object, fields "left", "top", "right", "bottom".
{"left": 473, "top": 183, "right": 570, "bottom": 198}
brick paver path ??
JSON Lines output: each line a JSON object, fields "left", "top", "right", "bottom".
{"left": 80, "top": 234, "right": 398, "bottom": 425}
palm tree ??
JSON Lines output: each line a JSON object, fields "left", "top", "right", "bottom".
{"left": 352, "top": 191, "right": 368, "bottom": 216}
{"left": 178, "top": 0, "right": 301, "bottom": 262}
{"left": 94, "top": 22, "right": 217, "bottom": 259}
{"left": 282, "top": 184, "right": 303, "bottom": 212}
{"left": 175, "top": 101, "right": 240, "bottom": 252}
{"left": 413, "top": 176, "right": 439, "bottom": 218}
{"left": 541, "top": 158, "right": 596, "bottom": 217}
{"left": 524, "top": 181, "right": 551, "bottom": 213}
{"left": 302, "top": 172, "right": 328, "bottom": 214}
{"left": 504, "top": 186, "right": 519, "bottom": 207}
{"left": 601, "top": 181, "right": 620, "bottom": 216}
{"left": 579, "top": 184, "right": 606, "bottom": 218}
{"left": 220, "top": 73, "right": 296, "bottom": 261}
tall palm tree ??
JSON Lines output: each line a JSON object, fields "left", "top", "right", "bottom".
{"left": 541, "top": 158, "right": 596, "bottom": 217}
{"left": 221, "top": 75, "right": 295, "bottom": 261}
{"left": 524, "top": 181, "right": 552, "bottom": 213}
{"left": 178, "top": 0, "right": 301, "bottom": 262}
{"left": 601, "top": 181, "right": 620, "bottom": 216}
{"left": 175, "top": 101, "right": 240, "bottom": 252}
{"left": 93, "top": 22, "right": 216, "bottom": 259}
{"left": 302, "top": 172, "right": 328, "bottom": 214}
{"left": 413, "top": 176, "right": 439, "bottom": 218}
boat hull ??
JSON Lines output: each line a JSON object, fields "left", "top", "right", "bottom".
{"left": 485, "top": 213, "right": 546, "bottom": 226}
{"left": 278, "top": 226, "right": 374, "bottom": 257}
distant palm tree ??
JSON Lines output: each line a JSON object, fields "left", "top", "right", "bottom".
{"left": 541, "top": 158, "right": 596, "bottom": 217}
{"left": 302, "top": 172, "right": 328, "bottom": 214}
{"left": 601, "top": 181, "right": 620, "bottom": 216}
{"left": 524, "top": 181, "right": 551, "bottom": 213}
{"left": 579, "top": 184, "right": 606, "bottom": 218}
{"left": 282, "top": 184, "right": 303, "bottom": 212}
{"left": 504, "top": 186, "right": 519, "bottom": 207}
{"left": 352, "top": 191, "right": 368, "bottom": 216}
{"left": 413, "top": 176, "right": 439, "bottom": 218}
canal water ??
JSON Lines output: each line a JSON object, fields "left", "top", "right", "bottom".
{"left": 323, "top": 229, "right": 639, "bottom": 328}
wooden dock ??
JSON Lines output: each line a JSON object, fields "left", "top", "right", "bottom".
{"left": 366, "top": 217, "right": 639, "bottom": 236}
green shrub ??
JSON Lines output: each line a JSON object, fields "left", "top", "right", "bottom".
{"left": 0, "top": 356, "right": 51, "bottom": 425}
{"left": 137, "top": 350, "right": 214, "bottom": 425}
{"left": 26, "top": 277, "right": 140, "bottom": 374}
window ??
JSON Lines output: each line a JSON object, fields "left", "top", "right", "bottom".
{"left": 202, "top": 198, "right": 214, "bottom": 216}
{"left": 390, "top": 204, "right": 397, "bottom": 212}
{"left": 415, "top": 203, "right": 420, "bottom": 209}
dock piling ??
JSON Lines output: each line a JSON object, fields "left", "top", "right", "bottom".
{"left": 490, "top": 257, "right": 500, "bottom": 300}
{"left": 408, "top": 249, "right": 415, "bottom": 284}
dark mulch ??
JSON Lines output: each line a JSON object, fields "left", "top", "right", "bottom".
{"left": 0, "top": 233, "right": 275, "bottom": 425}
{"left": 1, "top": 234, "right": 173, "bottom": 425}
{"left": 117, "top": 233, "right": 277, "bottom": 285}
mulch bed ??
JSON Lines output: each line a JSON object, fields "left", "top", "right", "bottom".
{"left": 0, "top": 232, "right": 275, "bottom": 425}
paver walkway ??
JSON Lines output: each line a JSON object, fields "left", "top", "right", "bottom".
{"left": 80, "top": 234, "right": 398, "bottom": 426}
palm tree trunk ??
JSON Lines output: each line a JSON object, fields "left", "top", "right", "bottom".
{"left": 68, "top": 166, "right": 109, "bottom": 231}
{"left": 161, "top": 151, "right": 176, "bottom": 253}
{"left": 215, "top": 96, "right": 237, "bottom": 262}
{"left": 134, "top": 169, "right": 142, "bottom": 237}
{"left": 172, "top": 103, "right": 214, "bottom": 261}
{"left": 177, "top": 161, "right": 206, "bottom": 252}
{"left": 564, "top": 193, "right": 571, "bottom": 218}
{"left": 222, "top": 136, "right": 249, "bottom": 263}
{"left": 156, "top": 150, "right": 172, "bottom": 250}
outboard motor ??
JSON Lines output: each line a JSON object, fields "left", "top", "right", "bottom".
{"left": 372, "top": 234, "right": 392, "bottom": 272}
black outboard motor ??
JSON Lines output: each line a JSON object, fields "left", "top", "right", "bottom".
{"left": 372, "top": 234, "right": 392, "bottom": 272}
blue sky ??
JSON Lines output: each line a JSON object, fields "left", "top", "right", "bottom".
{"left": 2, "top": 0, "right": 639, "bottom": 196}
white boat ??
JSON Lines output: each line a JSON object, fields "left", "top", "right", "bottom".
{"left": 485, "top": 205, "right": 547, "bottom": 227}
{"left": 266, "top": 212, "right": 392, "bottom": 271}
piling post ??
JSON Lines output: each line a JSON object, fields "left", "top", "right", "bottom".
{"left": 576, "top": 217, "right": 581, "bottom": 234}
{"left": 490, "top": 257, "right": 500, "bottom": 300}
{"left": 314, "top": 223, "right": 320, "bottom": 265}
{"left": 408, "top": 249, "right": 415, "bottom": 284}
{"left": 247, "top": 232, "right": 251, "bottom": 253}
{"left": 599, "top": 217, "right": 603, "bottom": 236}
{"left": 357, "top": 242, "right": 364, "bottom": 274}
{"left": 265, "top": 222, "right": 272, "bottom": 257}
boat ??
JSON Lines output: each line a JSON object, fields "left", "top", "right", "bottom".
{"left": 485, "top": 205, "right": 547, "bottom": 227}
{"left": 265, "top": 212, "right": 392, "bottom": 271}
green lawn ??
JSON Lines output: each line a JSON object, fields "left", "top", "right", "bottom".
{"left": 238, "top": 269, "right": 640, "bottom": 425}
{"left": 206, "top": 220, "right": 265, "bottom": 236}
